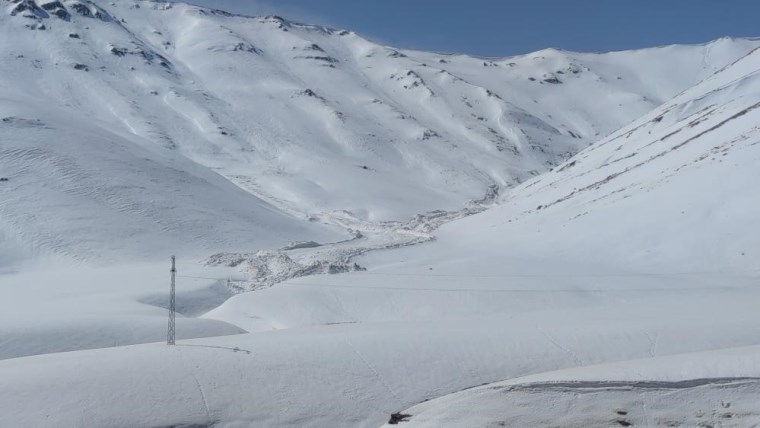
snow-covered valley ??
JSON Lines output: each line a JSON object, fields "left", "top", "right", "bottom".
{"left": 1, "top": 1, "right": 759, "bottom": 427}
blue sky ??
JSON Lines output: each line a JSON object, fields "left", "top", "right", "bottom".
{"left": 186, "top": 0, "right": 758, "bottom": 56}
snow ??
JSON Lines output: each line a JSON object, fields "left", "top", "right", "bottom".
{"left": 0, "top": 98, "right": 341, "bottom": 262}
{"left": 1, "top": 1, "right": 760, "bottom": 427}
{"left": 2, "top": 1, "right": 757, "bottom": 239}
{"left": 384, "top": 346, "right": 760, "bottom": 427}
{"left": 0, "top": 262, "right": 248, "bottom": 360}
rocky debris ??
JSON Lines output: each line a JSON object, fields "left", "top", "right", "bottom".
{"left": 485, "top": 89, "right": 502, "bottom": 100}
{"left": 391, "top": 70, "right": 430, "bottom": 91}
{"left": 1, "top": 116, "right": 47, "bottom": 128}
{"left": 293, "top": 55, "right": 339, "bottom": 67}
{"left": 387, "top": 49, "right": 407, "bottom": 58}
{"left": 205, "top": 185, "right": 500, "bottom": 292}
{"left": 296, "top": 88, "right": 328, "bottom": 103}
{"left": 421, "top": 129, "right": 440, "bottom": 140}
{"left": 110, "top": 46, "right": 127, "bottom": 57}
{"left": 305, "top": 43, "right": 324, "bottom": 52}
{"left": 260, "top": 15, "right": 289, "bottom": 31}
{"left": 231, "top": 42, "right": 261, "bottom": 54}
{"left": 206, "top": 250, "right": 367, "bottom": 291}
{"left": 192, "top": 6, "right": 233, "bottom": 17}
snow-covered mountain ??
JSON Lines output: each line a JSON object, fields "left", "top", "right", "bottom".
{"left": 210, "top": 44, "right": 760, "bottom": 331}
{"left": 2, "top": 0, "right": 758, "bottom": 262}
{"left": 1, "top": 2, "right": 760, "bottom": 427}
{"left": 203, "top": 37, "right": 760, "bottom": 427}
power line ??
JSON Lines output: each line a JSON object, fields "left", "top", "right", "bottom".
{"left": 174, "top": 268, "right": 760, "bottom": 294}
{"left": 178, "top": 269, "right": 759, "bottom": 282}
{"left": 177, "top": 275, "right": 230, "bottom": 281}
{"left": 347, "top": 269, "right": 760, "bottom": 278}
{"left": 281, "top": 281, "right": 759, "bottom": 294}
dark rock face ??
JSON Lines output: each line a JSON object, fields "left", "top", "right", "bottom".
{"left": 9, "top": 0, "right": 48, "bottom": 18}
{"left": 40, "top": 1, "right": 69, "bottom": 20}
{"left": 6, "top": 0, "right": 112, "bottom": 22}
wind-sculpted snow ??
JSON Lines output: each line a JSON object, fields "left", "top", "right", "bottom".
{"left": 0, "top": 99, "right": 341, "bottom": 261}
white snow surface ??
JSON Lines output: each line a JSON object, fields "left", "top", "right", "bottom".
{"left": 382, "top": 346, "right": 760, "bottom": 427}
{"left": 1, "top": 1, "right": 760, "bottom": 427}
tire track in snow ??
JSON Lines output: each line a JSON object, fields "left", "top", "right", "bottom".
{"left": 343, "top": 337, "right": 400, "bottom": 405}
{"left": 176, "top": 347, "right": 214, "bottom": 426}
{"left": 536, "top": 326, "right": 585, "bottom": 367}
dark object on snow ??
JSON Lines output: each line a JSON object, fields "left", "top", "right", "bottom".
{"left": 543, "top": 77, "right": 563, "bottom": 84}
{"left": 0, "top": 178, "right": 9, "bottom": 182}
{"left": 110, "top": 47, "right": 128, "bottom": 57}
{"left": 388, "top": 413, "right": 412, "bottom": 424}
{"left": 68, "top": 33, "right": 80, "bottom": 38}
{"left": 73, "top": 63, "right": 89, "bottom": 71}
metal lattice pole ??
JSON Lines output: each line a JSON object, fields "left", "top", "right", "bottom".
{"left": 167, "top": 255, "right": 176, "bottom": 345}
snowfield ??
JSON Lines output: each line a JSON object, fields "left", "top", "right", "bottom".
{"left": 0, "top": 1, "right": 759, "bottom": 427}
{"left": 382, "top": 346, "right": 760, "bottom": 427}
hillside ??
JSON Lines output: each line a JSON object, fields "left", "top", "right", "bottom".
{"left": 2, "top": 0, "right": 758, "bottom": 262}
{"left": 209, "top": 46, "right": 760, "bottom": 332}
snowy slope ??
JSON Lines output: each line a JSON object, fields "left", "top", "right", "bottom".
{"left": 1, "top": 32, "right": 759, "bottom": 428}
{"left": 0, "top": 96, "right": 340, "bottom": 261}
{"left": 383, "top": 346, "right": 760, "bottom": 427}
{"left": 209, "top": 46, "right": 760, "bottom": 331}
{"left": 1, "top": 0, "right": 758, "bottom": 263}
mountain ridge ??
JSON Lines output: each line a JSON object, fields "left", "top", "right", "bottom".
{"left": 1, "top": 0, "right": 759, "bottom": 261}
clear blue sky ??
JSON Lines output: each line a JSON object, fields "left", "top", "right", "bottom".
{"left": 185, "top": 0, "right": 758, "bottom": 57}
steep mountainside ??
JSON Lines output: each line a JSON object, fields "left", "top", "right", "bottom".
{"left": 1, "top": 0, "right": 758, "bottom": 261}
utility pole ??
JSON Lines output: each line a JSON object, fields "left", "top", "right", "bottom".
{"left": 168, "top": 255, "right": 176, "bottom": 345}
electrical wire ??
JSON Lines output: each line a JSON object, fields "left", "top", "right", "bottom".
{"left": 175, "top": 269, "right": 760, "bottom": 293}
